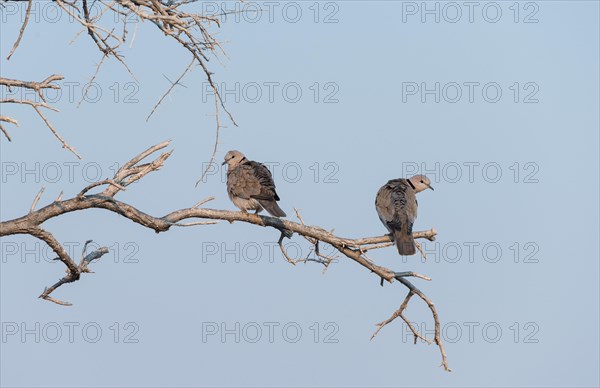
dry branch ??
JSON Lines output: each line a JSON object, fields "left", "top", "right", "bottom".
{"left": 59, "top": 0, "right": 240, "bottom": 169}
{"left": 0, "top": 141, "right": 450, "bottom": 371}
{"left": 2, "top": 0, "right": 236, "bottom": 160}
{"left": 0, "top": 75, "right": 83, "bottom": 158}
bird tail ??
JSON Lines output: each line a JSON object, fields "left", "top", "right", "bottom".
{"left": 258, "top": 200, "right": 287, "bottom": 217}
{"left": 394, "top": 231, "right": 416, "bottom": 256}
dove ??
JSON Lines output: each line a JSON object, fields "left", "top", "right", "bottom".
{"left": 375, "top": 175, "right": 433, "bottom": 255}
{"left": 222, "top": 150, "right": 287, "bottom": 217}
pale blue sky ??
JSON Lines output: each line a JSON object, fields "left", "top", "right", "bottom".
{"left": 1, "top": 1, "right": 599, "bottom": 387}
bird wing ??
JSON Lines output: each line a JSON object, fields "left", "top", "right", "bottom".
{"left": 376, "top": 184, "right": 396, "bottom": 226}
{"left": 228, "top": 161, "right": 279, "bottom": 201}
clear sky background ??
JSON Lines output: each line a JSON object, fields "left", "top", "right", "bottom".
{"left": 1, "top": 1, "right": 599, "bottom": 387}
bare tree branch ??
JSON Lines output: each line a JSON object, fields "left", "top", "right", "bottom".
{"left": 0, "top": 141, "right": 449, "bottom": 371}
{"left": 396, "top": 277, "right": 451, "bottom": 371}
{"left": 61, "top": 0, "right": 238, "bottom": 127}
{"left": 0, "top": 75, "right": 82, "bottom": 158}
{"left": 0, "top": 75, "right": 63, "bottom": 95}
{"left": 371, "top": 291, "right": 430, "bottom": 344}
{"left": 2, "top": 0, "right": 237, "bottom": 159}
{"left": 32, "top": 232, "right": 110, "bottom": 306}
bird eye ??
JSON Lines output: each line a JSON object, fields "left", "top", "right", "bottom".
{"left": 420, "top": 180, "right": 424, "bottom": 183}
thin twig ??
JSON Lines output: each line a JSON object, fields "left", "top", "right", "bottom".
{"left": 0, "top": 75, "right": 81, "bottom": 157}
{"left": 78, "top": 179, "right": 126, "bottom": 198}
{"left": 371, "top": 291, "right": 432, "bottom": 345}
{"left": 172, "top": 220, "right": 219, "bottom": 227}
{"left": 29, "top": 186, "right": 45, "bottom": 213}
{"left": 361, "top": 242, "right": 394, "bottom": 252}
{"left": 195, "top": 94, "right": 223, "bottom": 187}
{"left": 395, "top": 271, "right": 432, "bottom": 281}
{"left": 6, "top": 0, "right": 33, "bottom": 60}
{"left": 192, "top": 196, "right": 215, "bottom": 208}
{"left": 32, "top": 106, "right": 82, "bottom": 159}
{"left": 415, "top": 240, "right": 428, "bottom": 261}
{"left": 147, "top": 58, "right": 195, "bottom": 121}
{"left": 0, "top": 123, "right": 12, "bottom": 141}
{"left": 77, "top": 54, "right": 108, "bottom": 108}
{"left": 278, "top": 232, "right": 297, "bottom": 265}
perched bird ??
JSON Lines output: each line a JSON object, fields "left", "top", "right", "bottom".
{"left": 222, "top": 150, "right": 287, "bottom": 217}
{"left": 375, "top": 175, "right": 433, "bottom": 255}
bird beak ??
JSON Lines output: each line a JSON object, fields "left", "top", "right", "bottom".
{"left": 221, "top": 160, "right": 226, "bottom": 166}
{"left": 428, "top": 184, "right": 434, "bottom": 191}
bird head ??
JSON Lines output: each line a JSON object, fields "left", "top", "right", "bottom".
{"left": 222, "top": 150, "right": 246, "bottom": 168}
{"left": 409, "top": 175, "right": 434, "bottom": 192}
